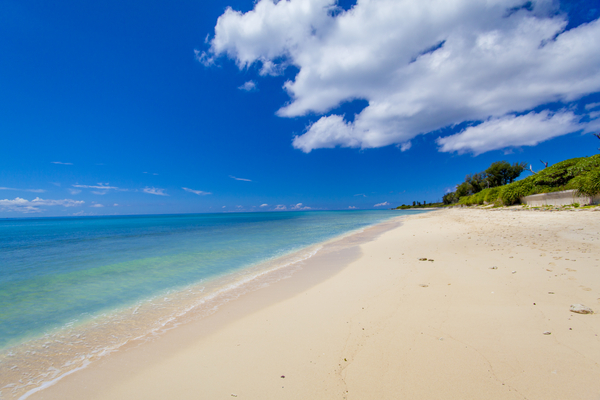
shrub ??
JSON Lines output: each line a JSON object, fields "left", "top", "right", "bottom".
{"left": 483, "top": 186, "right": 501, "bottom": 204}
{"left": 499, "top": 179, "right": 535, "bottom": 205}
{"left": 572, "top": 169, "right": 600, "bottom": 197}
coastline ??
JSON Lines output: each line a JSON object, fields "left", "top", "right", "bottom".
{"left": 3, "top": 213, "right": 408, "bottom": 400}
{"left": 30, "top": 208, "right": 600, "bottom": 399}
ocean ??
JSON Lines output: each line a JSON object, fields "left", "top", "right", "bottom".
{"left": 0, "top": 210, "right": 424, "bottom": 399}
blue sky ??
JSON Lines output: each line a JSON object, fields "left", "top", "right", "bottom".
{"left": 1, "top": 0, "right": 599, "bottom": 217}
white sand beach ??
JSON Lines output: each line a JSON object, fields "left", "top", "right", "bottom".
{"left": 34, "top": 208, "right": 600, "bottom": 400}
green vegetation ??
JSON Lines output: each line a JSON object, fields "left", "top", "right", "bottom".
{"left": 395, "top": 202, "right": 444, "bottom": 210}
{"left": 442, "top": 161, "right": 527, "bottom": 205}
{"left": 456, "top": 155, "right": 600, "bottom": 206}
{"left": 392, "top": 154, "right": 600, "bottom": 210}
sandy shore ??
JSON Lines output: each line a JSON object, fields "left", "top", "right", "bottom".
{"left": 33, "top": 208, "right": 600, "bottom": 400}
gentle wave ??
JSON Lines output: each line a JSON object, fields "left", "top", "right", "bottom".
{"left": 0, "top": 211, "right": 419, "bottom": 399}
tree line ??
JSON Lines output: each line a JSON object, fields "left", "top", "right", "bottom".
{"left": 442, "top": 161, "right": 527, "bottom": 205}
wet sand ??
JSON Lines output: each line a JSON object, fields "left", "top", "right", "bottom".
{"left": 32, "top": 208, "right": 600, "bottom": 400}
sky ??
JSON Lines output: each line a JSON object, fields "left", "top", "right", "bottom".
{"left": 1, "top": 0, "right": 599, "bottom": 217}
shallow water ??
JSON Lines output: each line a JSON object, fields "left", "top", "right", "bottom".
{"left": 0, "top": 210, "right": 425, "bottom": 399}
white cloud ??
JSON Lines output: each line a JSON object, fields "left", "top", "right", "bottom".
{"left": 0, "top": 197, "right": 85, "bottom": 213}
{"left": 585, "top": 102, "right": 600, "bottom": 110}
{"left": 113, "top": 204, "right": 119, "bottom": 206}
{"left": 398, "top": 141, "right": 412, "bottom": 152}
{"left": 90, "top": 204, "right": 104, "bottom": 208}
{"left": 274, "top": 204, "right": 287, "bottom": 210}
{"left": 260, "top": 203, "right": 269, "bottom": 207}
{"left": 354, "top": 193, "right": 366, "bottom": 197}
{"left": 205, "top": 0, "right": 600, "bottom": 154}
{"left": 91, "top": 191, "right": 108, "bottom": 195}
{"left": 51, "top": 161, "right": 73, "bottom": 165}
{"left": 437, "top": 110, "right": 583, "bottom": 155}
{"left": 194, "top": 48, "right": 214, "bottom": 67}
{"left": 348, "top": 206, "right": 357, "bottom": 209}
{"left": 222, "top": 206, "right": 226, "bottom": 208}
{"left": 143, "top": 187, "right": 168, "bottom": 196}
{"left": 0, "top": 187, "right": 45, "bottom": 193}
{"left": 229, "top": 175, "right": 252, "bottom": 182}
{"left": 183, "top": 187, "right": 213, "bottom": 195}
{"left": 374, "top": 201, "right": 390, "bottom": 207}
{"left": 68, "top": 189, "right": 82, "bottom": 195}
{"left": 291, "top": 203, "right": 311, "bottom": 210}
{"left": 73, "top": 184, "right": 119, "bottom": 190}
{"left": 238, "top": 80, "right": 257, "bottom": 91}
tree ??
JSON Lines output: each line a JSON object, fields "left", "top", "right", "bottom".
{"left": 454, "top": 181, "right": 471, "bottom": 198}
{"left": 485, "top": 161, "right": 527, "bottom": 187}
{"left": 442, "top": 192, "right": 456, "bottom": 205}
{"left": 465, "top": 172, "right": 487, "bottom": 193}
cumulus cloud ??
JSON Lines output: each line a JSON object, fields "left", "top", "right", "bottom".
{"left": 437, "top": 110, "right": 583, "bottom": 155}
{"left": 68, "top": 189, "right": 82, "bottom": 195}
{"left": 204, "top": 0, "right": 600, "bottom": 154}
{"left": 374, "top": 201, "right": 390, "bottom": 207}
{"left": 183, "top": 187, "right": 213, "bottom": 195}
{"left": 90, "top": 204, "right": 104, "bottom": 208}
{"left": 143, "top": 187, "right": 168, "bottom": 196}
{"left": 0, "top": 197, "right": 85, "bottom": 213}
{"left": 260, "top": 203, "right": 269, "bottom": 207}
{"left": 238, "top": 80, "right": 257, "bottom": 91}
{"left": 274, "top": 204, "right": 287, "bottom": 210}
{"left": 229, "top": 175, "right": 252, "bottom": 182}
{"left": 0, "top": 187, "right": 45, "bottom": 193}
{"left": 348, "top": 206, "right": 357, "bottom": 209}
{"left": 51, "top": 161, "right": 73, "bottom": 165}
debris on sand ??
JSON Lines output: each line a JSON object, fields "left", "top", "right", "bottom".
{"left": 570, "top": 304, "right": 594, "bottom": 314}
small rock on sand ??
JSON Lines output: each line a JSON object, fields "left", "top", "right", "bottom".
{"left": 570, "top": 304, "right": 594, "bottom": 314}
{"left": 419, "top": 284, "right": 429, "bottom": 288}
{"left": 489, "top": 266, "right": 498, "bottom": 270}
{"left": 419, "top": 258, "right": 428, "bottom": 261}
{"left": 543, "top": 331, "right": 551, "bottom": 335}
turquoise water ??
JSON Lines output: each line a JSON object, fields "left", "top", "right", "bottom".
{"left": 0, "top": 210, "right": 407, "bottom": 350}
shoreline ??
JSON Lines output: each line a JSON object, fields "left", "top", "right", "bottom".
{"left": 2, "top": 214, "right": 409, "bottom": 400}
{"left": 26, "top": 208, "right": 600, "bottom": 399}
